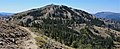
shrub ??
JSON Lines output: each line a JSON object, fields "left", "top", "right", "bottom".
{"left": 34, "top": 36, "right": 47, "bottom": 48}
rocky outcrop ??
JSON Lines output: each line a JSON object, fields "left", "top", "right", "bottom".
{"left": 0, "top": 20, "right": 30, "bottom": 49}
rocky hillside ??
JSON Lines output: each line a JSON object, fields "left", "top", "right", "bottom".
{"left": 0, "top": 19, "right": 31, "bottom": 49}
{"left": 10, "top": 4, "right": 120, "bottom": 49}
{"left": 0, "top": 18, "right": 73, "bottom": 49}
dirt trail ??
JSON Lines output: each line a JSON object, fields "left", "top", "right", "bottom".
{"left": 20, "top": 26, "right": 37, "bottom": 38}
{"left": 19, "top": 26, "right": 38, "bottom": 49}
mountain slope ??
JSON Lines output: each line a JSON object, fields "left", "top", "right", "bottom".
{"left": 10, "top": 4, "right": 120, "bottom": 49}
{"left": 0, "top": 18, "right": 73, "bottom": 49}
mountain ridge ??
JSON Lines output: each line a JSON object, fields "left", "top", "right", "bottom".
{"left": 0, "top": 12, "right": 14, "bottom": 17}
{"left": 95, "top": 12, "right": 120, "bottom": 22}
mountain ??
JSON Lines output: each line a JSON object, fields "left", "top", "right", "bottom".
{"left": 2, "top": 4, "right": 120, "bottom": 49}
{"left": 95, "top": 12, "right": 120, "bottom": 21}
{"left": 0, "top": 12, "right": 14, "bottom": 17}
{"left": 12, "top": 4, "right": 104, "bottom": 27}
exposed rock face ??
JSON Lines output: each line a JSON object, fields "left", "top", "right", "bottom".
{"left": 0, "top": 20, "right": 30, "bottom": 49}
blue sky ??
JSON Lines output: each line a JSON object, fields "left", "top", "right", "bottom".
{"left": 0, "top": 0, "right": 120, "bottom": 13}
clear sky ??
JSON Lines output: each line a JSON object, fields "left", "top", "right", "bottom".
{"left": 0, "top": 0, "right": 120, "bottom": 13}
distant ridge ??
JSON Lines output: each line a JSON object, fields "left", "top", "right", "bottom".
{"left": 95, "top": 12, "right": 120, "bottom": 21}
{"left": 0, "top": 12, "right": 14, "bottom": 17}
